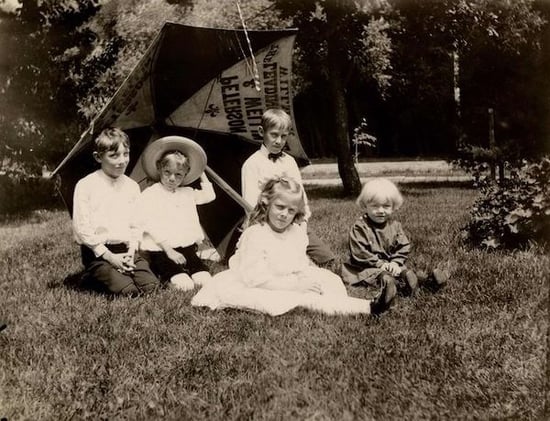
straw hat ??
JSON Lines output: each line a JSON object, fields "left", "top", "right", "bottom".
{"left": 141, "top": 136, "right": 207, "bottom": 184}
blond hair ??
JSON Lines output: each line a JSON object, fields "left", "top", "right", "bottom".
{"left": 247, "top": 177, "right": 306, "bottom": 228}
{"left": 356, "top": 178, "right": 403, "bottom": 211}
{"left": 261, "top": 108, "right": 292, "bottom": 132}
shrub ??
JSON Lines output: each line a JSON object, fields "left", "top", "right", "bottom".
{"left": 464, "top": 157, "right": 550, "bottom": 249}
{"left": 0, "top": 158, "right": 61, "bottom": 215}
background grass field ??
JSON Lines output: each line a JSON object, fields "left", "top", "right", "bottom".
{"left": 0, "top": 185, "right": 548, "bottom": 420}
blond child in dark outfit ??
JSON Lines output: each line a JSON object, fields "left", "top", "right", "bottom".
{"left": 342, "top": 178, "right": 449, "bottom": 295}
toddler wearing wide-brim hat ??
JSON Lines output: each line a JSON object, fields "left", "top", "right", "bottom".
{"left": 138, "top": 136, "right": 215, "bottom": 290}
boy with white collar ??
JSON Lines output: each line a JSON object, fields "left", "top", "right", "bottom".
{"left": 241, "top": 108, "right": 335, "bottom": 265}
{"left": 72, "top": 128, "right": 160, "bottom": 295}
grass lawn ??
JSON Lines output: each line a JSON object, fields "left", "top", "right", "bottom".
{"left": 0, "top": 185, "right": 548, "bottom": 420}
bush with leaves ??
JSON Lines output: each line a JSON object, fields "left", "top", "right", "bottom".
{"left": 0, "top": 157, "right": 60, "bottom": 215}
{"left": 464, "top": 157, "right": 550, "bottom": 249}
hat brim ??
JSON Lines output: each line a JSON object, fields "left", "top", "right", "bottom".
{"left": 141, "top": 136, "right": 207, "bottom": 184}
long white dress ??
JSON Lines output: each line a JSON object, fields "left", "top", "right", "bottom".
{"left": 191, "top": 223, "right": 373, "bottom": 316}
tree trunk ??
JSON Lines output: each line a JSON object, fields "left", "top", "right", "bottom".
{"left": 326, "top": 4, "right": 361, "bottom": 196}
{"left": 452, "top": 41, "right": 463, "bottom": 151}
{"left": 488, "top": 107, "right": 496, "bottom": 181}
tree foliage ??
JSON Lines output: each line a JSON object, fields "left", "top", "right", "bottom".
{"left": 71, "top": 0, "right": 186, "bottom": 118}
{"left": 1, "top": 0, "right": 548, "bottom": 190}
{"left": 0, "top": 0, "right": 99, "bottom": 170}
{"left": 183, "top": 0, "right": 288, "bottom": 30}
{"left": 70, "top": 0, "right": 288, "bottom": 118}
{"left": 383, "top": 0, "right": 547, "bottom": 158}
{"left": 464, "top": 157, "right": 550, "bottom": 249}
{"left": 273, "top": 0, "right": 397, "bottom": 194}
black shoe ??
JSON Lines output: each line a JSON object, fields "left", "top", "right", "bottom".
{"left": 0, "top": 322, "right": 6, "bottom": 332}
{"left": 424, "top": 269, "right": 450, "bottom": 292}
{"left": 400, "top": 269, "right": 418, "bottom": 296}
{"left": 371, "top": 275, "right": 397, "bottom": 315}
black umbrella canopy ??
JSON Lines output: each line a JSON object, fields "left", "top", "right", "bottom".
{"left": 53, "top": 22, "right": 308, "bottom": 259}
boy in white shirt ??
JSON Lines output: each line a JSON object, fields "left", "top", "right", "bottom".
{"left": 241, "top": 108, "right": 335, "bottom": 265}
{"left": 72, "top": 128, "right": 160, "bottom": 295}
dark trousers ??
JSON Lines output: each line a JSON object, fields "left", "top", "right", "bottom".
{"left": 141, "top": 244, "right": 208, "bottom": 282}
{"left": 81, "top": 244, "right": 160, "bottom": 296}
{"left": 306, "top": 229, "right": 335, "bottom": 265}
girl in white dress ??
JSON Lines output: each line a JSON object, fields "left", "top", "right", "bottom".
{"left": 191, "top": 177, "right": 396, "bottom": 316}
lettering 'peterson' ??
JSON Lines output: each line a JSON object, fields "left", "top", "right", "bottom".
{"left": 220, "top": 75, "right": 246, "bottom": 134}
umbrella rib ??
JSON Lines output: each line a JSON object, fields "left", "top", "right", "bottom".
{"left": 234, "top": 34, "right": 255, "bottom": 78}
{"left": 205, "top": 166, "right": 252, "bottom": 213}
{"left": 235, "top": 0, "right": 260, "bottom": 91}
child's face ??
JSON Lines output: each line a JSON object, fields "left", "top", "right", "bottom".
{"left": 267, "top": 192, "right": 301, "bottom": 233}
{"left": 365, "top": 199, "right": 394, "bottom": 224}
{"left": 94, "top": 144, "right": 130, "bottom": 179}
{"left": 260, "top": 125, "right": 289, "bottom": 155}
{"left": 160, "top": 160, "right": 188, "bottom": 192}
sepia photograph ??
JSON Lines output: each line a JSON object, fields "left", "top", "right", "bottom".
{"left": 0, "top": 0, "right": 549, "bottom": 419}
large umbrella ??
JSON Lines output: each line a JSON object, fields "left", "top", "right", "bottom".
{"left": 52, "top": 22, "right": 309, "bottom": 260}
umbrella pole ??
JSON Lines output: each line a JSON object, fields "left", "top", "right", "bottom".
{"left": 204, "top": 166, "right": 253, "bottom": 213}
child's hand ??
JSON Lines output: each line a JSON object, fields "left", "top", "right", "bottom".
{"left": 387, "top": 262, "right": 401, "bottom": 276}
{"left": 305, "top": 280, "right": 323, "bottom": 295}
{"left": 121, "top": 253, "right": 136, "bottom": 272}
{"left": 296, "top": 275, "right": 322, "bottom": 295}
{"left": 166, "top": 248, "right": 187, "bottom": 265}
{"left": 105, "top": 252, "right": 129, "bottom": 273}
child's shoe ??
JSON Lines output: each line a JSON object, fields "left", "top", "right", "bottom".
{"left": 416, "top": 270, "right": 429, "bottom": 284}
{"left": 399, "top": 269, "right": 418, "bottom": 296}
{"left": 169, "top": 273, "right": 195, "bottom": 291}
{"left": 431, "top": 269, "right": 449, "bottom": 290}
{"left": 370, "top": 274, "right": 397, "bottom": 316}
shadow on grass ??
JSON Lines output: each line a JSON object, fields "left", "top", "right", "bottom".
{"left": 58, "top": 270, "right": 182, "bottom": 298}
{"left": 401, "top": 180, "right": 474, "bottom": 189}
{"left": 59, "top": 271, "right": 106, "bottom": 296}
{"left": 0, "top": 204, "right": 66, "bottom": 226}
{"left": 306, "top": 186, "right": 353, "bottom": 200}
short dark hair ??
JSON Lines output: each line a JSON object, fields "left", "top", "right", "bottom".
{"left": 94, "top": 128, "right": 130, "bottom": 155}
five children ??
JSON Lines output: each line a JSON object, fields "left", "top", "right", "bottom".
{"left": 72, "top": 110, "right": 449, "bottom": 315}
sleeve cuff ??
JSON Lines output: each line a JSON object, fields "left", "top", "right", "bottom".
{"left": 93, "top": 244, "right": 108, "bottom": 258}
{"left": 128, "top": 241, "right": 138, "bottom": 253}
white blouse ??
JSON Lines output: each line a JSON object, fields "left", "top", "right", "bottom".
{"left": 72, "top": 170, "right": 141, "bottom": 257}
{"left": 228, "top": 222, "right": 310, "bottom": 288}
{"left": 241, "top": 145, "right": 311, "bottom": 219}
{"left": 138, "top": 181, "right": 215, "bottom": 251}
